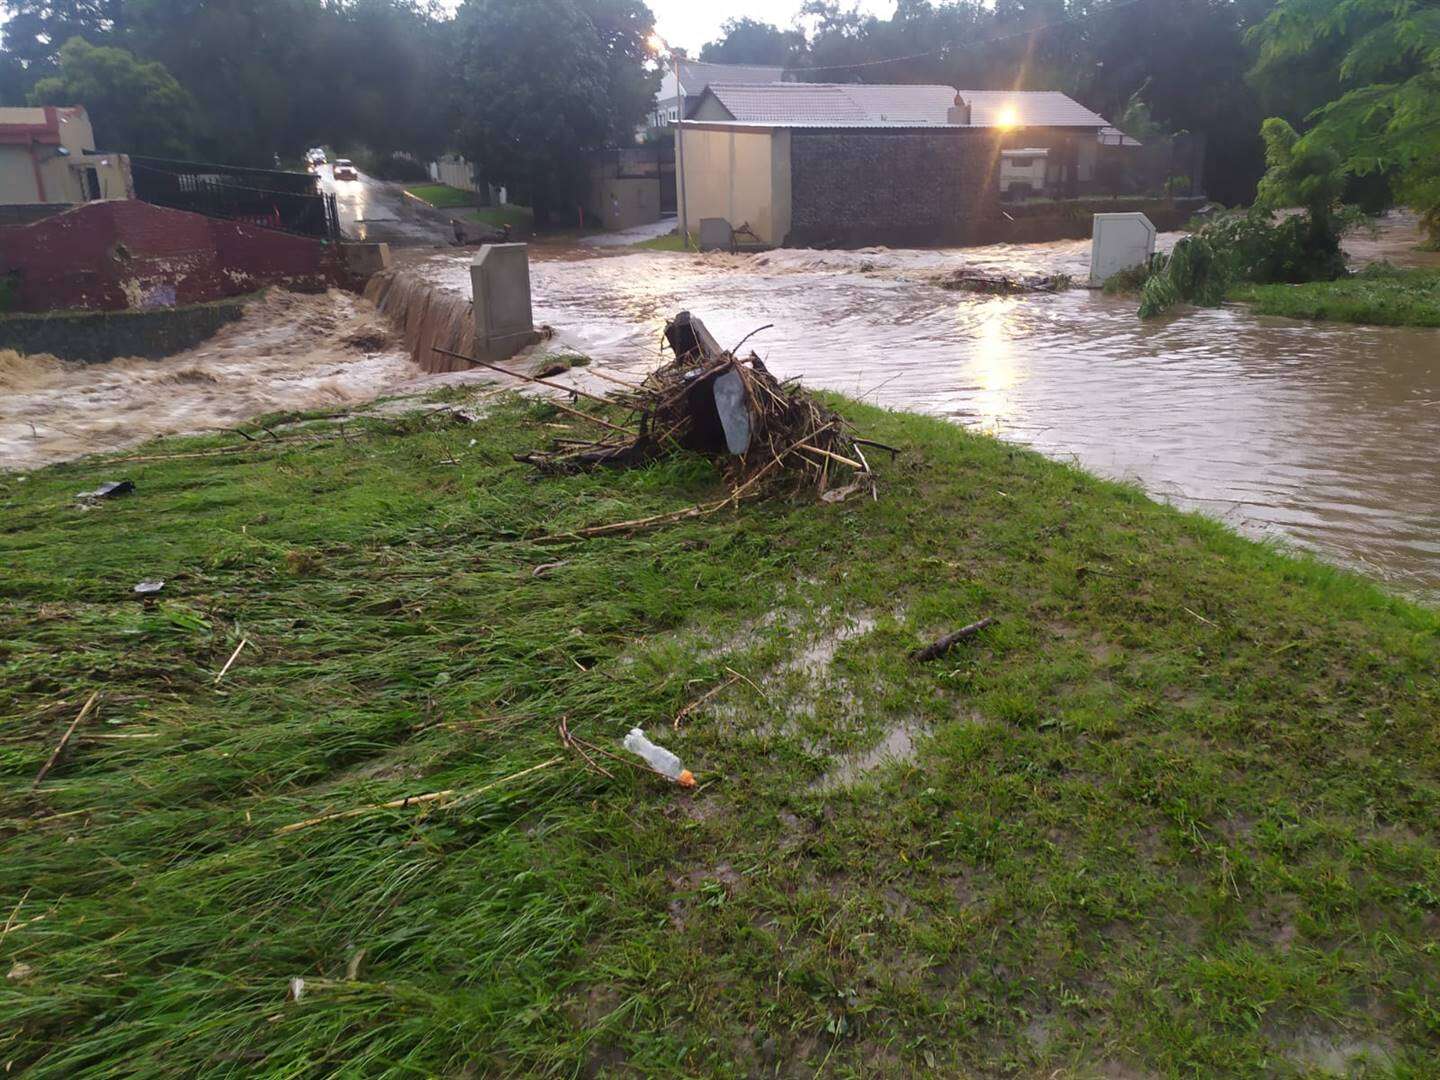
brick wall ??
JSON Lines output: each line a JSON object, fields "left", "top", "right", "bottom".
{"left": 0, "top": 200, "right": 347, "bottom": 313}
{"left": 788, "top": 128, "right": 1002, "bottom": 247}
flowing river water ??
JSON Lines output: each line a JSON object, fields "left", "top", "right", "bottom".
{"left": 3, "top": 218, "right": 1437, "bottom": 599}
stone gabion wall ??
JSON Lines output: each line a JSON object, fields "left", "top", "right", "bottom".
{"left": 788, "top": 128, "right": 1001, "bottom": 247}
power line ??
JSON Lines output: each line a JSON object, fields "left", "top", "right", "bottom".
{"left": 793, "top": 0, "right": 1149, "bottom": 74}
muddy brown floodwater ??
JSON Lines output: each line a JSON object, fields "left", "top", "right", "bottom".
{"left": 3, "top": 216, "right": 1436, "bottom": 600}
{"left": 405, "top": 219, "right": 1440, "bottom": 599}
{"left": 0, "top": 291, "right": 418, "bottom": 469}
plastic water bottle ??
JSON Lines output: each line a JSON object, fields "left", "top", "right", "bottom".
{"left": 623, "top": 727, "right": 695, "bottom": 787}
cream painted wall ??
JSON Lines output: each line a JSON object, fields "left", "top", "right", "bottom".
{"left": 0, "top": 149, "right": 38, "bottom": 202}
{"left": 676, "top": 125, "right": 793, "bottom": 246}
{"left": 0, "top": 107, "right": 113, "bottom": 203}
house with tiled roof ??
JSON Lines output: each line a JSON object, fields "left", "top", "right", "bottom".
{"left": 672, "top": 81, "right": 1190, "bottom": 247}
{"left": 646, "top": 61, "right": 790, "bottom": 134}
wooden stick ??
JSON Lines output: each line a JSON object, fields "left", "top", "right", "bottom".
{"left": 539, "top": 396, "right": 638, "bottom": 436}
{"left": 724, "top": 666, "right": 771, "bottom": 704}
{"left": 729, "top": 323, "right": 774, "bottom": 354}
{"left": 852, "top": 437, "right": 902, "bottom": 457}
{"left": 214, "top": 638, "right": 249, "bottom": 685}
{"left": 673, "top": 673, "right": 741, "bottom": 729}
{"left": 0, "top": 887, "right": 31, "bottom": 948}
{"left": 586, "top": 369, "right": 646, "bottom": 392}
{"left": 431, "top": 348, "right": 614, "bottom": 407}
{"left": 911, "top": 617, "right": 997, "bottom": 662}
{"left": 33, "top": 692, "right": 99, "bottom": 789}
{"left": 793, "top": 443, "right": 866, "bottom": 471}
{"left": 274, "top": 756, "right": 563, "bottom": 835}
{"left": 559, "top": 719, "right": 613, "bottom": 778}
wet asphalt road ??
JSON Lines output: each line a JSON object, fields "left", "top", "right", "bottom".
{"left": 315, "top": 163, "right": 456, "bottom": 246}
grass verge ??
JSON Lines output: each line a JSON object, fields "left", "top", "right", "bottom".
{"left": 402, "top": 183, "right": 476, "bottom": 210}
{"left": 1230, "top": 264, "right": 1440, "bottom": 326}
{"left": 467, "top": 204, "right": 535, "bottom": 231}
{"left": 2, "top": 393, "right": 1437, "bottom": 1075}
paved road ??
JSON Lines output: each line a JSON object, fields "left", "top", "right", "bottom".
{"left": 315, "top": 163, "right": 456, "bottom": 246}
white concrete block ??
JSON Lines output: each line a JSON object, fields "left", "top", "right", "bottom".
{"left": 470, "top": 243, "right": 541, "bottom": 362}
{"left": 1089, "top": 213, "right": 1157, "bottom": 286}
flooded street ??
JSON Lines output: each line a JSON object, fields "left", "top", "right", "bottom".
{"left": 3, "top": 218, "right": 1436, "bottom": 598}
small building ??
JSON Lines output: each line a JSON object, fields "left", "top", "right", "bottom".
{"left": 678, "top": 82, "right": 999, "bottom": 248}
{"left": 645, "top": 61, "right": 788, "bottom": 137}
{"left": 0, "top": 105, "right": 132, "bottom": 208}
{"left": 585, "top": 145, "right": 675, "bottom": 230}
{"left": 952, "top": 90, "right": 1113, "bottom": 198}
{"left": 675, "top": 82, "right": 1186, "bottom": 247}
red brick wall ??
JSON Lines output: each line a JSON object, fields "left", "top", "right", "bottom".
{"left": 0, "top": 200, "right": 345, "bottom": 313}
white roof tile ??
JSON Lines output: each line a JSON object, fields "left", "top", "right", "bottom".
{"left": 957, "top": 90, "right": 1110, "bottom": 128}
{"left": 698, "top": 83, "right": 1112, "bottom": 130}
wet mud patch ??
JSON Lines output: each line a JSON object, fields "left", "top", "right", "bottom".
{"left": 810, "top": 717, "right": 926, "bottom": 792}
{"left": 1276, "top": 1028, "right": 1397, "bottom": 1074}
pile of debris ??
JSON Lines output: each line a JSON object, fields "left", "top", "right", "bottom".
{"left": 511, "top": 312, "right": 883, "bottom": 505}
{"left": 936, "top": 269, "right": 1072, "bottom": 294}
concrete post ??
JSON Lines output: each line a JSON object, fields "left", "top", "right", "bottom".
{"left": 470, "top": 243, "right": 542, "bottom": 362}
{"left": 1088, "top": 212, "right": 1157, "bottom": 286}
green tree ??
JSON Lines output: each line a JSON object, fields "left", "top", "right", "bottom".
{"left": 1249, "top": 0, "right": 1440, "bottom": 237}
{"left": 0, "top": 0, "right": 126, "bottom": 74}
{"left": 452, "top": 0, "right": 656, "bottom": 226}
{"left": 699, "top": 17, "right": 805, "bottom": 66}
{"left": 29, "top": 36, "right": 195, "bottom": 157}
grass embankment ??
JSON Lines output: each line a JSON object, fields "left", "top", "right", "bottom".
{"left": 468, "top": 204, "right": 534, "bottom": 231}
{"left": 3, "top": 393, "right": 1438, "bottom": 1075}
{"left": 402, "top": 183, "right": 476, "bottom": 209}
{"left": 1230, "top": 265, "right": 1440, "bottom": 327}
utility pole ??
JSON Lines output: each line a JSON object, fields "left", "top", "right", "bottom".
{"left": 650, "top": 33, "right": 688, "bottom": 248}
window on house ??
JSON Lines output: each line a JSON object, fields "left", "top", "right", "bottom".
{"left": 1008, "top": 157, "right": 1035, "bottom": 168}
{"left": 668, "top": 108, "right": 678, "bottom": 122}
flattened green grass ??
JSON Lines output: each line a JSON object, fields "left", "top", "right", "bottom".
{"left": 2, "top": 395, "right": 1438, "bottom": 1076}
{"left": 1231, "top": 264, "right": 1440, "bottom": 326}
{"left": 402, "top": 183, "right": 476, "bottom": 209}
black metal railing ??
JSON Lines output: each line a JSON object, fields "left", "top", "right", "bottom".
{"left": 130, "top": 157, "right": 341, "bottom": 239}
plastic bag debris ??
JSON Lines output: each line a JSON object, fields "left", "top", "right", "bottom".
{"left": 77, "top": 480, "right": 134, "bottom": 500}
{"left": 623, "top": 727, "right": 695, "bottom": 787}
{"left": 133, "top": 580, "right": 165, "bottom": 595}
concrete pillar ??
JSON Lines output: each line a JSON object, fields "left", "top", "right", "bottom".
{"left": 470, "top": 243, "right": 542, "bottom": 362}
{"left": 1089, "top": 212, "right": 1156, "bottom": 285}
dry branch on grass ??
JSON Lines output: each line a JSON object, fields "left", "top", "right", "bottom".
{"left": 32, "top": 692, "right": 100, "bottom": 789}
{"left": 911, "top": 617, "right": 997, "bottom": 661}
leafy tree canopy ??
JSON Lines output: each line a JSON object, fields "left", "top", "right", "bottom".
{"left": 1249, "top": 0, "right": 1440, "bottom": 235}
{"left": 453, "top": 0, "right": 657, "bottom": 224}
{"left": 30, "top": 36, "right": 195, "bottom": 158}
{"left": 699, "top": 17, "right": 804, "bottom": 66}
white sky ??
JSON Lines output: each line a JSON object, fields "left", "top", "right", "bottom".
{"left": 650, "top": 0, "right": 895, "bottom": 53}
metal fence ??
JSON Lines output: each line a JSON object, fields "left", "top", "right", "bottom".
{"left": 130, "top": 157, "right": 341, "bottom": 239}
